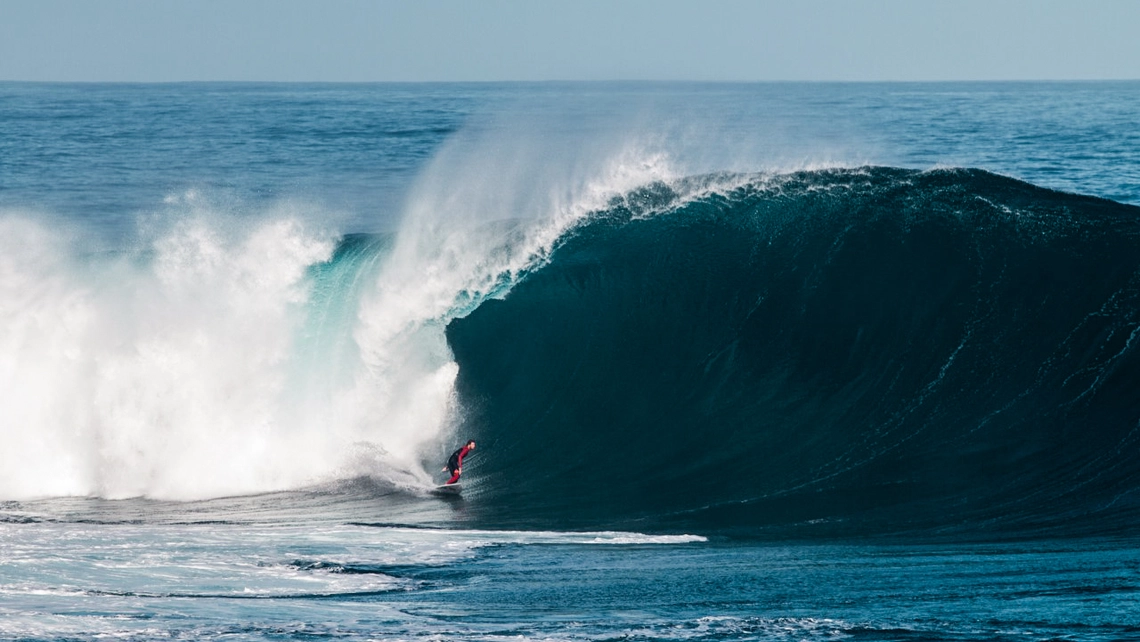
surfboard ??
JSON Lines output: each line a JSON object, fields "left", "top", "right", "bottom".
{"left": 431, "top": 483, "right": 462, "bottom": 496}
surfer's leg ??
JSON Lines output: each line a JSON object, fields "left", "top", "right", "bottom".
{"left": 447, "top": 471, "right": 461, "bottom": 484}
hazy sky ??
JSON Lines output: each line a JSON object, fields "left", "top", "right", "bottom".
{"left": 1, "top": 0, "right": 1137, "bottom": 82}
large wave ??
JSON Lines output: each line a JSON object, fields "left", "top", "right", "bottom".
{"left": 7, "top": 162, "right": 1140, "bottom": 539}
{"left": 447, "top": 167, "right": 1140, "bottom": 538}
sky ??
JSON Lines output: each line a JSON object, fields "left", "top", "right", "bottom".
{"left": 1, "top": 0, "right": 1137, "bottom": 82}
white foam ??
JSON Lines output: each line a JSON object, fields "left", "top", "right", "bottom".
{"left": 0, "top": 115, "right": 681, "bottom": 501}
{"left": 0, "top": 205, "right": 348, "bottom": 500}
{"left": 355, "top": 526, "right": 708, "bottom": 546}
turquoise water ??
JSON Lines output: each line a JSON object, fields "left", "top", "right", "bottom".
{"left": 2, "top": 82, "right": 1139, "bottom": 640}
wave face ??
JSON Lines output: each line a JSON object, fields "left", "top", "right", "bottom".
{"left": 447, "top": 167, "right": 1140, "bottom": 537}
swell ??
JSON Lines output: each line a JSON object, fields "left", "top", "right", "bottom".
{"left": 446, "top": 167, "right": 1140, "bottom": 538}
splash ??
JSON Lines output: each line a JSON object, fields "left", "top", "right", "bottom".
{"left": 349, "top": 114, "right": 681, "bottom": 467}
{"left": 0, "top": 201, "right": 342, "bottom": 499}
{"left": 0, "top": 115, "right": 680, "bottom": 501}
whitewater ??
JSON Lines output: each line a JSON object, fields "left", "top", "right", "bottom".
{"left": 2, "top": 81, "right": 1139, "bottom": 640}
{"left": 0, "top": 101, "right": 673, "bottom": 501}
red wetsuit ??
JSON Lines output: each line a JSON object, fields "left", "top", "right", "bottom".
{"left": 446, "top": 445, "right": 473, "bottom": 484}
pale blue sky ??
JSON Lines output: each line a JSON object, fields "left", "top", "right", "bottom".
{"left": 1, "top": 0, "right": 1137, "bottom": 82}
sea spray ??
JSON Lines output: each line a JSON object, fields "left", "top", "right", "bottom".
{"left": 351, "top": 120, "right": 682, "bottom": 469}
{"left": 0, "top": 129, "right": 683, "bottom": 500}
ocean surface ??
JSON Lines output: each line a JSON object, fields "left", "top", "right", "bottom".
{"left": 2, "top": 81, "right": 1139, "bottom": 640}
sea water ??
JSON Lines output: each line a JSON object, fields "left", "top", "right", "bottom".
{"left": 2, "top": 82, "right": 1139, "bottom": 640}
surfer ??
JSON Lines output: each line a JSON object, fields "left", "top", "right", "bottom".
{"left": 443, "top": 440, "right": 476, "bottom": 485}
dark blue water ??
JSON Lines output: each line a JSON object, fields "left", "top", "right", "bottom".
{"left": 3, "top": 513, "right": 1138, "bottom": 640}
{"left": 2, "top": 82, "right": 1138, "bottom": 234}
{"left": 2, "top": 82, "right": 1139, "bottom": 640}
{"left": 448, "top": 167, "right": 1140, "bottom": 541}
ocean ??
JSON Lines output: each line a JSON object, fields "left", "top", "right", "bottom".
{"left": 1, "top": 81, "right": 1139, "bottom": 640}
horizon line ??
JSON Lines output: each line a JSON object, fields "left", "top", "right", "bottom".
{"left": 3, "top": 78, "right": 1139, "bottom": 85}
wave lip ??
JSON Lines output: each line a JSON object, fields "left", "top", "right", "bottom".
{"left": 446, "top": 166, "right": 1140, "bottom": 538}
